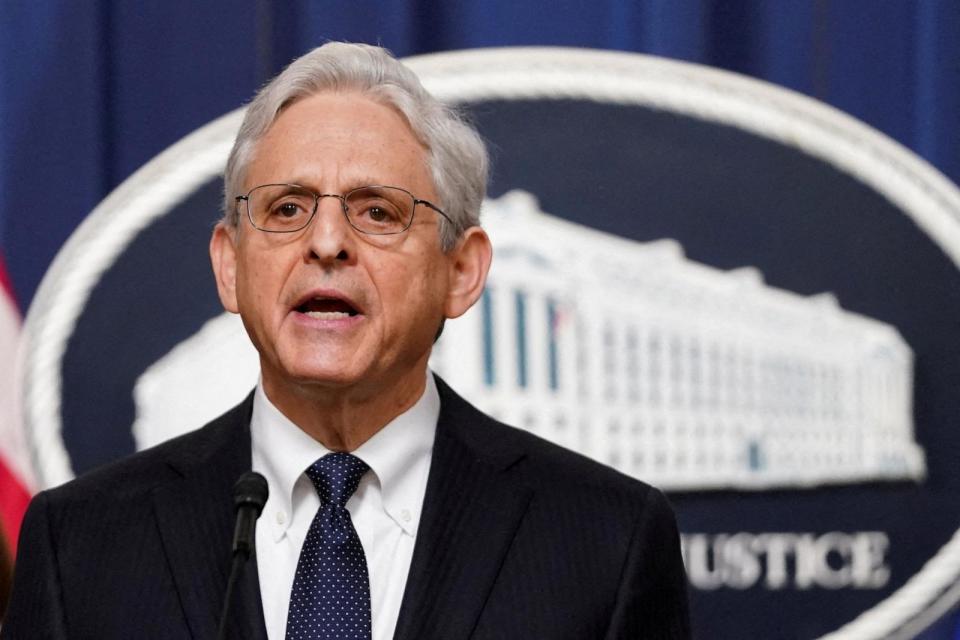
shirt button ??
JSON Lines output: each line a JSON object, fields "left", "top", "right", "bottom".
{"left": 401, "top": 509, "right": 411, "bottom": 523}
{"left": 276, "top": 511, "right": 286, "bottom": 525}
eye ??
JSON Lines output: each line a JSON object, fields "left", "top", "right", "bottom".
{"left": 272, "top": 200, "right": 306, "bottom": 219}
{"left": 344, "top": 187, "right": 412, "bottom": 234}
{"left": 363, "top": 204, "right": 399, "bottom": 223}
{"left": 349, "top": 195, "right": 405, "bottom": 226}
{"left": 262, "top": 196, "right": 315, "bottom": 230}
{"left": 247, "top": 185, "right": 317, "bottom": 231}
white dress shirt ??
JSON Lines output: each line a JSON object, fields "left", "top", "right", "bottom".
{"left": 251, "top": 373, "right": 438, "bottom": 640}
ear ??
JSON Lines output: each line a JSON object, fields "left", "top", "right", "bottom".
{"left": 210, "top": 222, "right": 240, "bottom": 314}
{"left": 444, "top": 226, "right": 493, "bottom": 319}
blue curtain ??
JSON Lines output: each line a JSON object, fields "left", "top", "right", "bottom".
{"left": 2, "top": 0, "right": 959, "bottom": 311}
{"left": 2, "top": 1, "right": 959, "bottom": 636}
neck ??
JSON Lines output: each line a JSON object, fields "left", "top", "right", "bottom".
{"left": 261, "top": 367, "right": 429, "bottom": 451}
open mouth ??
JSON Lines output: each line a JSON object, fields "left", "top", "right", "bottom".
{"left": 295, "top": 297, "right": 360, "bottom": 320}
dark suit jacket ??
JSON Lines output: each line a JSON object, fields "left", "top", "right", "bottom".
{"left": 3, "top": 377, "right": 690, "bottom": 639}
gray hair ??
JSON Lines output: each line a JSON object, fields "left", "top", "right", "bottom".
{"left": 223, "top": 42, "right": 488, "bottom": 250}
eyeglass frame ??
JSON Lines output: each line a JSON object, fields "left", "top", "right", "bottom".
{"left": 234, "top": 183, "right": 452, "bottom": 235}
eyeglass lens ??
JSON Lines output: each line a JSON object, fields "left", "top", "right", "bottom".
{"left": 246, "top": 184, "right": 415, "bottom": 235}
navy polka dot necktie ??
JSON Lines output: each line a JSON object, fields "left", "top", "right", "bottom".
{"left": 285, "top": 453, "right": 372, "bottom": 640}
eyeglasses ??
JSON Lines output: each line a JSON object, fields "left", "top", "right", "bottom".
{"left": 235, "top": 183, "right": 451, "bottom": 235}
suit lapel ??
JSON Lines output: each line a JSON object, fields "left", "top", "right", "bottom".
{"left": 147, "top": 379, "right": 529, "bottom": 639}
{"left": 393, "top": 379, "right": 533, "bottom": 640}
{"left": 151, "top": 395, "right": 268, "bottom": 640}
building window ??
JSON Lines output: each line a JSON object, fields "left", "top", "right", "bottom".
{"left": 576, "top": 316, "right": 589, "bottom": 400}
{"left": 690, "top": 339, "right": 702, "bottom": 409}
{"left": 547, "top": 297, "right": 560, "bottom": 391}
{"left": 481, "top": 288, "right": 495, "bottom": 387}
{"left": 708, "top": 343, "right": 721, "bottom": 409}
{"left": 670, "top": 335, "right": 684, "bottom": 407}
{"left": 626, "top": 327, "right": 640, "bottom": 403}
{"left": 604, "top": 323, "right": 617, "bottom": 401}
{"left": 748, "top": 440, "right": 763, "bottom": 471}
{"left": 515, "top": 290, "right": 528, "bottom": 388}
{"left": 648, "top": 332, "right": 662, "bottom": 406}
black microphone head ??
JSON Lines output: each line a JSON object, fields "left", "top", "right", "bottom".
{"left": 233, "top": 471, "right": 269, "bottom": 517}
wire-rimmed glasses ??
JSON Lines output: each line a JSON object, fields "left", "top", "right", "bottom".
{"left": 235, "top": 183, "right": 451, "bottom": 235}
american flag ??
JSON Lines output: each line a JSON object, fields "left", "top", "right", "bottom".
{"left": 0, "top": 253, "right": 34, "bottom": 574}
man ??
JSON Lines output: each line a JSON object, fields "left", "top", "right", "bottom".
{"left": 3, "top": 43, "right": 689, "bottom": 639}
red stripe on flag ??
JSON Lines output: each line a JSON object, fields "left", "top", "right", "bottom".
{"left": 0, "top": 456, "right": 30, "bottom": 555}
{"left": 0, "top": 252, "right": 30, "bottom": 557}
{"left": 0, "top": 253, "right": 17, "bottom": 313}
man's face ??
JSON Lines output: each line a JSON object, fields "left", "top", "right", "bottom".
{"left": 211, "top": 91, "right": 467, "bottom": 401}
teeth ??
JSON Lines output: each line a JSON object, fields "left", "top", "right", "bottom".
{"left": 304, "top": 311, "right": 352, "bottom": 319}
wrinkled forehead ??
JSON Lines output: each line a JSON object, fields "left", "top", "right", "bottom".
{"left": 270, "top": 87, "right": 428, "bottom": 150}
{"left": 244, "top": 90, "right": 436, "bottom": 195}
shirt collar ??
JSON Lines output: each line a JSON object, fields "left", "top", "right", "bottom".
{"left": 353, "top": 372, "right": 438, "bottom": 536}
{"left": 251, "top": 372, "right": 438, "bottom": 541}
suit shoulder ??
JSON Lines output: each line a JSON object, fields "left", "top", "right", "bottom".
{"left": 491, "top": 417, "right": 657, "bottom": 496}
{"left": 436, "top": 377, "right": 661, "bottom": 503}
{"left": 39, "top": 394, "right": 252, "bottom": 506}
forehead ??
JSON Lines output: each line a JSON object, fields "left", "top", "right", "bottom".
{"left": 246, "top": 91, "right": 433, "bottom": 192}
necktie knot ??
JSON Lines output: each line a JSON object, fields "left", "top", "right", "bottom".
{"left": 305, "top": 452, "right": 369, "bottom": 509}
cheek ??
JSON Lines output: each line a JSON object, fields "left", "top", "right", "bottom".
{"left": 372, "top": 260, "right": 435, "bottom": 323}
{"left": 236, "top": 257, "right": 282, "bottom": 321}
{"left": 395, "top": 263, "right": 447, "bottom": 319}
{"left": 376, "top": 266, "right": 415, "bottom": 311}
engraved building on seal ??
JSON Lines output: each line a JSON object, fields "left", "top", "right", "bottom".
{"left": 430, "top": 190, "right": 926, "bottom": 490}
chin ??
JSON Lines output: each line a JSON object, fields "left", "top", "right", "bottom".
{"left": 274, "top": 336, "right": 370, "bottom": 378}
{"left": 260, "top": 348, "right": 362, "bottom": 389}
{"left": 285, "top": 363, "right": 366, "bottom": 388}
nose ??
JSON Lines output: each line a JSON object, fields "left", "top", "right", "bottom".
{"left": 303, "top": 195, "right": 354, "bottom": 265}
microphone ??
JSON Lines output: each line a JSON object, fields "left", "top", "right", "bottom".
{"left": 217, "top": 471, "right": 269, "bottom": 640}
{"left": 232, "top": 471, "right": 269, "bottom": 559}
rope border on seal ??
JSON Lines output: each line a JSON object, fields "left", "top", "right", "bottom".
{"left": 21, "top": 109, "right": 243, "bottom": 488}
{"left": 20, "top": 47, "right": 960, "bottom": 640}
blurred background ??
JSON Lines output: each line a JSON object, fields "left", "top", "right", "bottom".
{"left": 1, "top": 1, "right": 959, "bottom": 638}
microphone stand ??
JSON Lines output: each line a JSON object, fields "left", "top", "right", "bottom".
{"left": 217, "top": 471, "right": 269, "bottom": 640}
